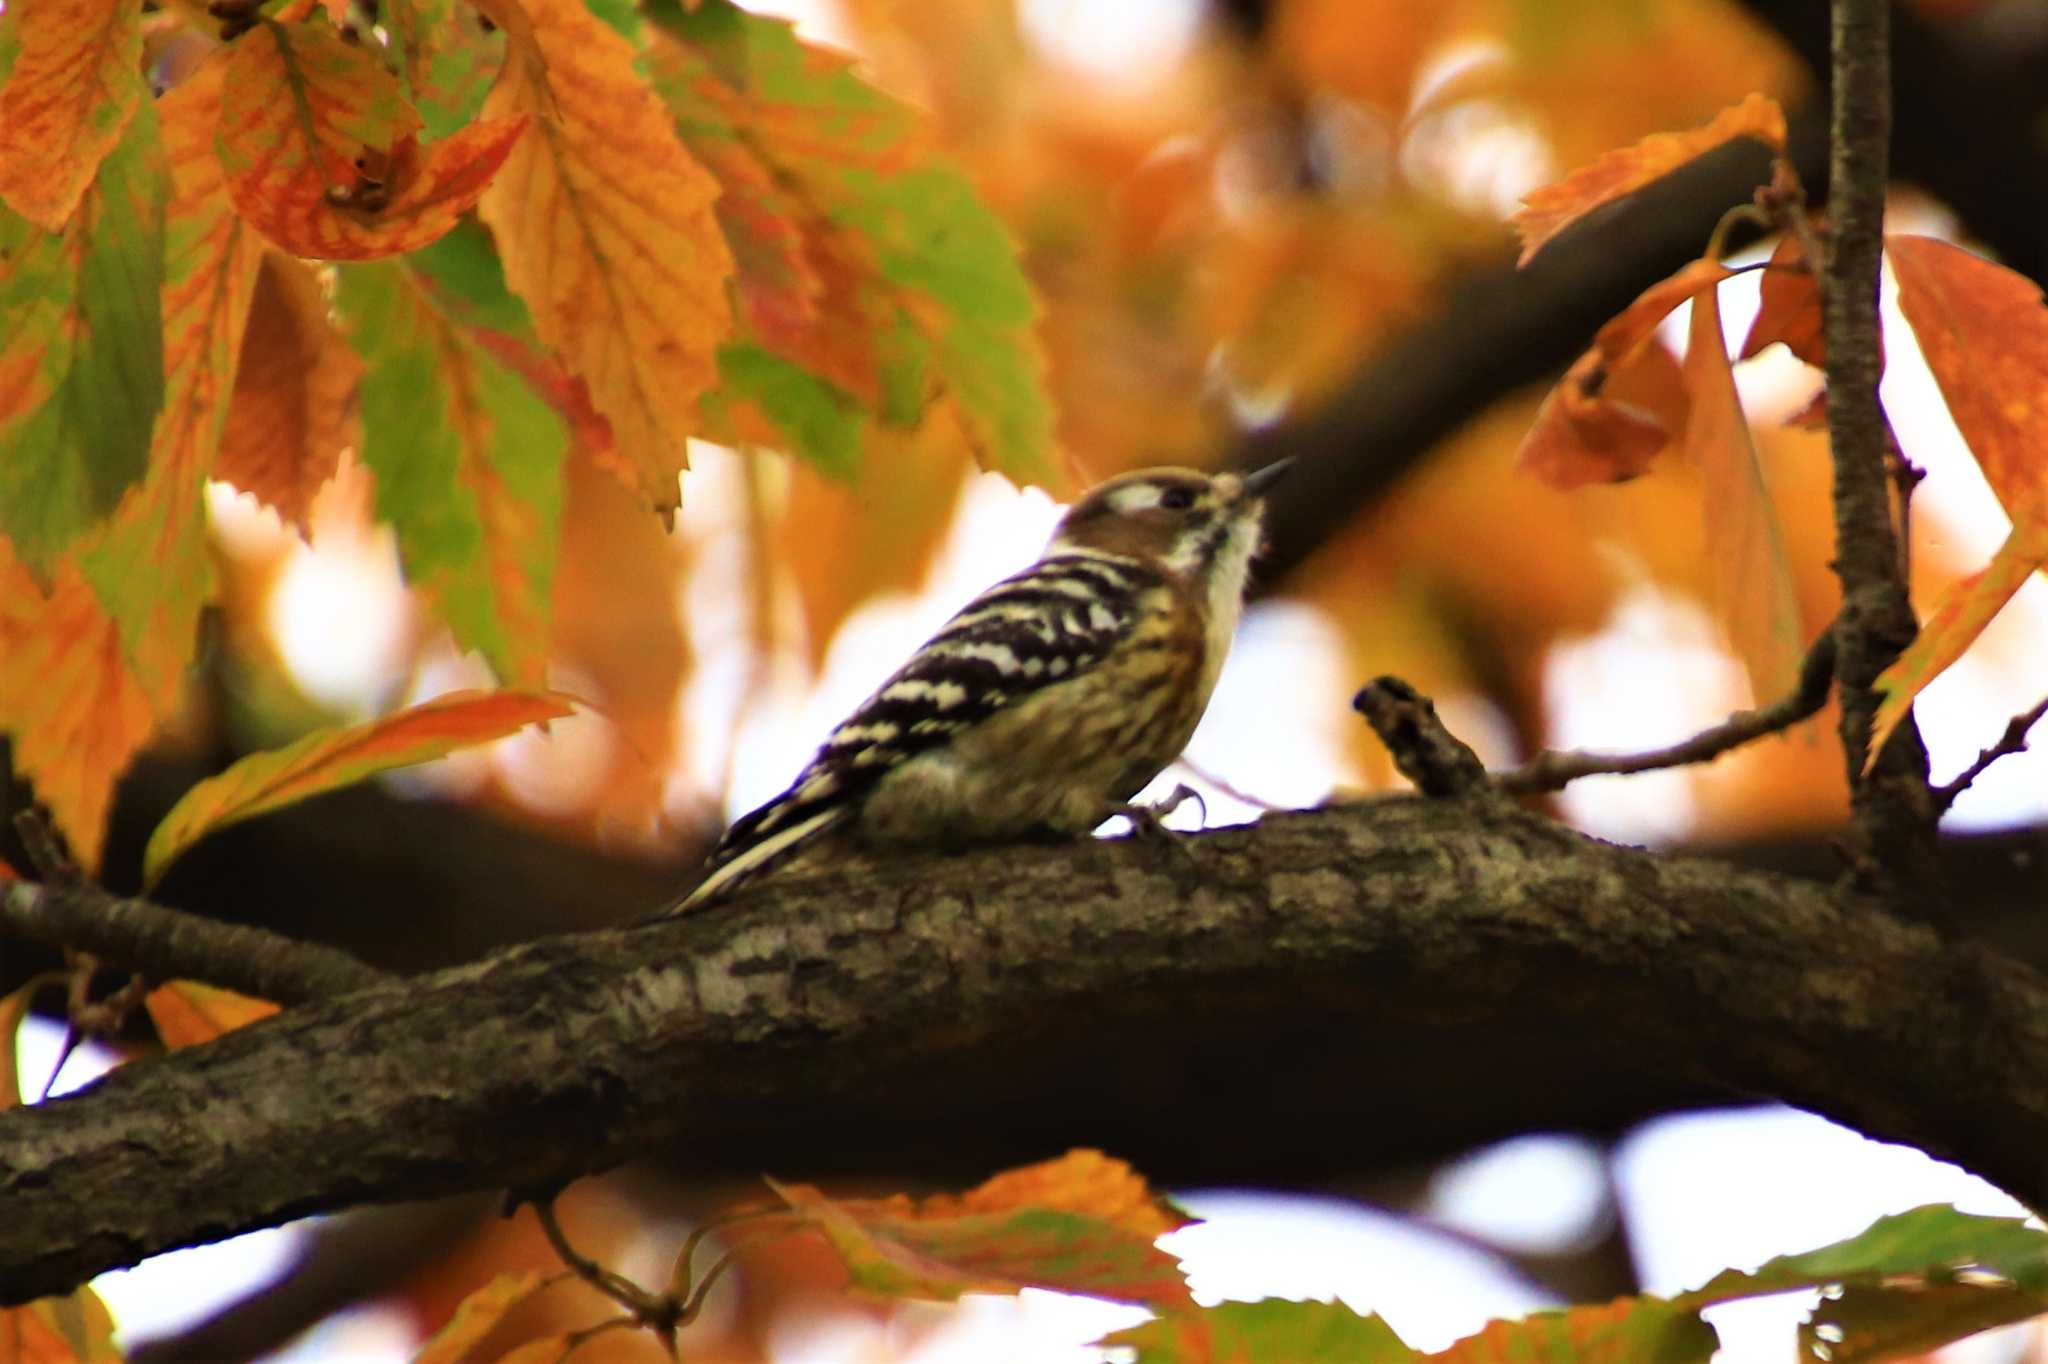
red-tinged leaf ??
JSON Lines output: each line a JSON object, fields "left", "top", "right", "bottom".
{"left": 412, "top": 1271, "right": 547, "bottom": 1364}
{"left": 1100, "top": 1298, "right": 1416, "bottom": 1364}
{"left": 77, "top": 57, "right": 263, "bottom": 707}
{"left": 1889, "top": 234, "right": 2048, "bottom": 520}
{"left": 142, "top": 688, "right": 577, "bottom": 888}
{"left": 1683, "top": 277, "right": 1803, "bottom": 702}
{"left": 0, "top": 0, "right": 146, "bottom": 229}
{"left": 768, "top": 1150, "right": 1194, "bottom": 1310}
{"left": 0, "top": 543, "right": 157, "bottom": 874}
{"left": 1427, "top": 1297, "right": 1717, "bottom": 1363}
{"left": 0, "top": 1289, "right": 121, "bottom": 1364}
{"left": 1517, "top": 258, "right": 1729, "bottom": 488}
{"left": 1740, "top": 234, "right": 1824, "bottom": 367}
{"left": 1514, "top": 93, "right": 1786, "bottom": 267}
{"left": 216, "top": 253, "right": 361, "bottom": 531}
{"left": 216, "top": 22, "right": 527, "bottom": 261}
{"left": 478, "top": 0, "right": 734, "bottom": 520}
{"left": 1868, "top": 521, "right": 2048, "bottom": 765}
{"left": 1800, "top": 1280, "right": 2048, "bottom": 1362}
{"left": 338, "top": 263, "right": 567, "bottom": 687}
{"left": 143, "top": 981, "right": 280, "bottom": 1048}
{"left": 0, "top": 96, "right": 166, "bottom": 576}
{"left": 1786, "top": 387, "right": 1827, "bottom": 430}
{"left": 466, "top": 328, "right": 617, "bottom": 461}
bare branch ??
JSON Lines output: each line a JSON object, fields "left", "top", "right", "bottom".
{"left": 1936, "top": 695, "right": 2048, "bottom": 814}
{"left": 1496, "top": 625, "right": 1838, "bottom": 795}
{"left": 0, "top": 877, "right": 390, "bottom": 1005}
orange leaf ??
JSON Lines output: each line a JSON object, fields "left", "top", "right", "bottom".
{"left": 1739, "top": 233, "right": 1824, "bottom": 367}
{"left": 1517, "top": 259, "right": 1729, "bottom": 488}
{"left": 142, "top": 688, "right": 576, "bottom": 889}
{"left": 143, "top": 980, "right": 281, "bottom": 1048}
{"left": 1513, "top": 93, "right": 1786, "bottom": 267}
{"left": 1889, "top": 234, "right": 2048, "bottom": 520}
{"left": 0, "top": 1290, "right": 121, "bottom": 1364}
{"left": 0, "top": 542, "right": 156, "bottom": 873}
{"left": 216, "top": 22, "right": 526, "bottom": 261}
{"left": 78, "top": 56, "right": 263, "bottom": 707}
{"left": 1, "top": 982, "right": 38, "bottom": 1109}
{"left": 478, "top": 0, "right": 735, "bottom": 520}
{"left": 412, "top": 1271, "right": 547, "bottom": 1364}
{"left": 1683, "top": 276, "right": 1803, "bottom": 702}
{"left": 216, "top": 253, "right": 361, "bottom": 531}
{"left": 0, "top": 0, "right": 146, "bottom": 229}
{"left": 768, "top": 1150, "right": 1194, "bottom": 1310}
{"left": 1868, "top": 521, "right": 2048, "bottom": 766}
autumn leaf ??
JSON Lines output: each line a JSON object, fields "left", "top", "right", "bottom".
{"left": 215, "top": 21, "right": 527, "bottom": 262}
{"left": 216, "top": 253, "right": 361, "bottom": 531}
{"left": 339, "top": 261, "right": 567, "bottom": 686}
{"left": 1683, "top": 275, "right": 1803, "bottom": 702}
{"left": 1513, "top": 93, "right": 1786, "bottom": 267}
{"left": 142, "top": 688, "right": 578, "bottom": 889}
{"left": 0, "top": 98, "right": 165, "bottom": 576}
{"left": 1100, "top": 1298, "right": 1416, "bottom": 1363}
{"left": 648, "top": 2, "right": 1054, "bottom": 484}
{"left": 0, "top": 1290, "right": 122, "bottom": 1364}
{"left": 0, "top": 0, "right": 146, "bottom": 229}
{"left": 1801, "top": 1281, "right": 2048, "bottom": 1362}
{"left": 0, "top": 543, "right": 156, "bottom": 874}
{"left": 1517, "top": 258, "right": 1728, "bottom": 488}
{"left": 144, "top": 980, "right": 281, "bottom": 1048}
{"left": 1868, "top": 235, "right": 2048, "bottom": 760}
{"left": 0, "top": 982, "right": 39, "bottom": 1109}
{"left": 768, "top": 1150, "right": 1194, "bottom": 1310}
{"left": 1739, "top": 233, "right": 1824, "bottom": 367}
{"left": 478, "top": 0, "right": 734, "bottom": 519}
{"left": 77, "top": 56, "right": 263, "bottom": 707}
{"left": 412, "top": 1271, "right": 548, "bottom": 1364}
{"left": 1428, "top": 1298, "right": 1717, "bottom": 1363}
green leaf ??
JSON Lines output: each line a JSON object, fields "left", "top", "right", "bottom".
{"left": 1800, "top": 1279, "right": 2048, "bottom": 1363}
{"left": 646, "top": 0, "right": 1053, "bottom": 482}
{"left": 710, "top": 343, "right": 866, "bottom": 478}
{"left": 1685, "top": 1205, "right": 2048, "bottom": 1304}
{"left": 338, "top": 261, "right": 566, "bottom": 687}
{"left": 1429, "top": 1297, "right": 1718, "bottom": 1363}
{"left": 1101, "top": 1299, "right": 1417, "bottom": 1364}
{"left": 0, "top": 99, "right": 165, "bottom": 574}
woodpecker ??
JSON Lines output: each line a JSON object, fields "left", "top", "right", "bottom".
{"left": 672, "top": 460, "right": 1291, "bottom": 911}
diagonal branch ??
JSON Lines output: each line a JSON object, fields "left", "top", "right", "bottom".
{"left": 3, "top": 798, "right": 2046, "bottom": 1304}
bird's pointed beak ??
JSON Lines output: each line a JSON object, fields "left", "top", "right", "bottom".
{"left": 1239, "top": 457, "right": 1294, "bottom": 498}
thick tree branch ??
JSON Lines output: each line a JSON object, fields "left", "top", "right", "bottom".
{"left": 1820, "top": 0, "right": 1941, "bottom": 895}
{"left": 3, "top": 798, "right": 2044, "bottom": 1304}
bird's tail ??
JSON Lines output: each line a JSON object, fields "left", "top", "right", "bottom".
{"left": 666, "top": 804, "right": 852, "bottom": 914}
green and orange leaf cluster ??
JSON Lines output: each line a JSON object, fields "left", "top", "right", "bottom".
{"left": 0, "top": 0, "right": 1052, "bottom": 873}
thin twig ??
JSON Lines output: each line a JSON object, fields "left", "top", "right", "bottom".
{"left": 1171, "top": 757, "right": 1285, "bottom": 814}
{"left": 1495, "top": 624, "right": 1838, "bottom": 795}
{"left": 1, "top": 879, "right": 390, "bottom": 1005}
{"left": 1934, "top": 694, "right": 2048, "bottom": 814}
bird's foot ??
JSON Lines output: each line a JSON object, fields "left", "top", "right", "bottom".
{"left": 1109, "top": 783, "right": 1207, "bottom": 858}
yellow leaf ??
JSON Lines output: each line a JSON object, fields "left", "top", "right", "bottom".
{"left": 478, "top": 0, "right": 735, "bottom": 520}
{"left": 1868, "top": 522, "right": 2048, "bottom": 766}
{"left": 1513, "top": 93, "right": 1786, "bottom": 267}
{"left": 0, "top": 981, "right": 40, "bottom": 1109}
{"left": 412, "top": 1272, "right": 547, "bottom": 1364}
{"left": 1683, "top": 277, "right": 1803, "bottom": 702}
{"left": 143, "top": 689, "right": 577, "bottom": 889}
{"left": 0, "top": 0, "right": 145, "bottom": 229}
{"left": 0, "top": 542, "right": 156, "bottom": 873}
{"left": 143, "top": 981, "right": 281, "bottom": 1048}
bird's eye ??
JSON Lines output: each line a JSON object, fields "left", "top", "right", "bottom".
{"left": 1158, "top": 487, "right": 1197, "bottom": 511}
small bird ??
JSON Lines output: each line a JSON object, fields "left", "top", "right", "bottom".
{"left": 672, "top": 459, "right": 1291, "bottom": 911}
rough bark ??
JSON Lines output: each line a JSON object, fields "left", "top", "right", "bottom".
{"left": 4, "top": 796, "right": 2045, "bottom": 1305}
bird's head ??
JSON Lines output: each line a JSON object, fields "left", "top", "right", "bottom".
{"left": 1046, "top": 461, "right": 1291, "bottom": 584}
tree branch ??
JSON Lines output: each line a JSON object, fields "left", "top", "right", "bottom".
{"left": 0, "top": 877, "right": 389, "bottom": 1004}
{"left": 3, "top": 799, "right": 2044, "bottom": 1304}
{"left": 1820, "top": 0, "right": 1940, "bottom": 897}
